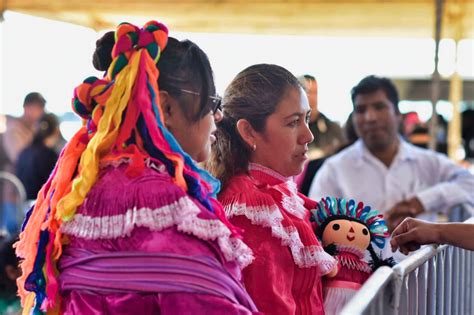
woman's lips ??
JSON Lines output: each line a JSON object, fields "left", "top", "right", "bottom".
{"left": 294, "top": 150, "right": 308, "bottom": 160}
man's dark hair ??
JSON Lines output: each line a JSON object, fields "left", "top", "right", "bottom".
{"left": 297, "top": 74, "right": 316, "bottom": 92}
{"left": 24, "top": 92, "right": 46, "bottom": 108}
{"left": 302, "top": 74, "right": 316, "bottom": 82}
{"left": 351, "top": 75, "right": 399, "bottom": 113}
{"left": 32, "top": 113, "right": 59, "bottom": 145}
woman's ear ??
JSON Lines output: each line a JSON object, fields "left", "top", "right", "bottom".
{"left": 159, "top": 91, "right": 176, "bottom": 130}
{"left": 236, "top": 119, "right": 257, "bottom": 149}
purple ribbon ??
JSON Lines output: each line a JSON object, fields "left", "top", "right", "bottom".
{"left": 59, "top": 248, "right": 257, "bottom": 312}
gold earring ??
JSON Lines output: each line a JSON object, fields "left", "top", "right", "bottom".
{"left": 252, "top": 144, "right": 257, "bottom": 151}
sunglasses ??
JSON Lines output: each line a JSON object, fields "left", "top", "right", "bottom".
{"left": 180, "top": 89, "right": 222, "bottom": 114}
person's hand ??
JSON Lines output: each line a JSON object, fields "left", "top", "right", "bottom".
{"left": 385, "top": 197, "right": 425, "bottom": 233}
{"left": 390, "top": 217, "right": 441, "bottom": 255}
{"left": 326, "top": 264, "right": 339, "bottom": 278}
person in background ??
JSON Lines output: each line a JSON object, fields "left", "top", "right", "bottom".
{"left": 0, "top": 237, "right": 21, "bottom": 315}
{"left": 16, "top": 113, "right": 61, "bottom": 201}
{"left": 406, "top": 125, "right": 430, "bottom": 149}
{"left": 309, "top": 75, "right": 474, "bottom": 236}
{"left": 3, "top": 92, "right": 46, "bottom": 167}
{"left": 401, "top": 111, "right": 421, "bottom": 137}
{"left": 298, "top": 74, "right": 344, "bottom": 159}
{"left": 208, "top": 64, "right": 337, "bottom": 315}
{"left": 462, "top": 109, "right": 474, "bottom": 159}
{"left": 391, "top": 217, "right": 474, "bottom": 254}
{"left": 1, "top": 93, "right": 45, "bottom": 237}
{"left": 427, "top": 113, "right": 448, "bottom": 154}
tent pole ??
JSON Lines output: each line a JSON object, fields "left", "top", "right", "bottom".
{"left": 429, "top": 0, "right": 444, "bottom": 151}
{"left": 447, "top": 0, "right": 465, "bottom": 161}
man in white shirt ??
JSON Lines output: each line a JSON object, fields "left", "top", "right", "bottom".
{"left": 309, "top": 75, "right": 473, "bottom": 233}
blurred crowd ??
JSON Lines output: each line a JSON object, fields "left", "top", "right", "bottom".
{"left": 0, "top": 93, "right": 65, "bottom": 236}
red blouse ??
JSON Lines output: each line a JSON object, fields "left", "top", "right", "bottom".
{"left": 219, "top": 163, "right": 337, "bottom": 315}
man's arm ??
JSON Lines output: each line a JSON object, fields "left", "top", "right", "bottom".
{"left": 385, "top": 197, "right": 424, "bottom": 233}
{"left": 415, "top": 153, "right": 474, "bottom": 213}
{"left": 385, "top": 152, "right": 473, "bottom": 232}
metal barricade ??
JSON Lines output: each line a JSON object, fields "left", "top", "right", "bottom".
{"left": 0, "top": 171, "right": 27, "bottom": 237}
{"left": 341, "top": 217, "right": 474, "bottom": 315}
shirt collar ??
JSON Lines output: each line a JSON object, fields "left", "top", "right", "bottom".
{"left": 355, "top": 137, "right": 417, "bottom": 166}
{"left": 397, "top": 138, "right": 418, "bottom": 161}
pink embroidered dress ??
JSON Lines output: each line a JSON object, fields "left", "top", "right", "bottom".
{"left": 58, "top": 159, "right": 256, "bottom": 314}
{"left": 219, "top": 163, "right": 337, "bottom": 315}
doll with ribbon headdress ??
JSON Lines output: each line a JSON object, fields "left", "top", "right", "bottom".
{"left": 310, "top": 197, "right": 394, "bottom": 315}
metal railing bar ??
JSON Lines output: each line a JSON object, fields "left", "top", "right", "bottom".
{"left": 339, "top": 266, "right": 394, "bottom": 315}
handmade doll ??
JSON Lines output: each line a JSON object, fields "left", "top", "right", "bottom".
{"left": 310, "top": 197, "right": 394, "bottom": 315}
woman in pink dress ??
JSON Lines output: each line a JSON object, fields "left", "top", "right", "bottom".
{"left": 15, "top": 21, "right": 255, "bottom": 314}
{"left": 207, "top": 64, "right": 337, "bottom": 314}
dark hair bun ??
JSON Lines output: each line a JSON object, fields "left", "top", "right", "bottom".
{"left": 92, "top": 31, "right": 115, "bottom": 71}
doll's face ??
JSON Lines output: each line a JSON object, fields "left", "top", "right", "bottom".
{"left": 322, "top": 219, "right": 371, "bottom": 251}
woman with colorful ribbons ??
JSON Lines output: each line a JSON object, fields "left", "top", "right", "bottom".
{"left": 207, "top": 64, "right": 338, "bottom": 314}
{"left": 15, "top": 21, "right": 255, "bottom": 314}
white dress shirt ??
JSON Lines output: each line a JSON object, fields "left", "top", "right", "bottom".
{"left": 309, "top": 139, "right": 474, "bottom": 216}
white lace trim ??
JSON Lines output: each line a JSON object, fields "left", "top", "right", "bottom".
{"left": 336, "top": 245, "right": 372, "bottom": 273}
{"left": 248, "top": 163, "right": 289, "bottom": 182}
{"left": 248, "top": 163, "right": 307, "bottom": 220}
{"left": 61, "top": 196, "right": 254, "bottom": 268}
{"left": 279, "top": 181, "right": 307, "bottom": 220}
{"left": 225, "top": 202, "right": 336, "bottom": 273}
{"left": 338, "top": 256, "right": 372, "bottom": 273}
{"left": 336, "top": 244, "right": 366, "bottom": 259}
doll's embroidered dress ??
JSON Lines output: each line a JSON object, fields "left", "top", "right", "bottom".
{"left": 322, "top": 245, "right": 372, "bottom": 314}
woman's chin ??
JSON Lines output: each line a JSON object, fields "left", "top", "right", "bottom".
{"left": 289, "top": 160, "right": 306, "bottom": 176}
{"left": 194, "top": 149, "right": 210, "bottom": 164}
{"left": 279, "top": 164, "right": 305, "bottom": 178}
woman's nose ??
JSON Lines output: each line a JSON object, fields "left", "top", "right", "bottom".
{"left": 299, "top": 123, "right": 314, "bottom": 145}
